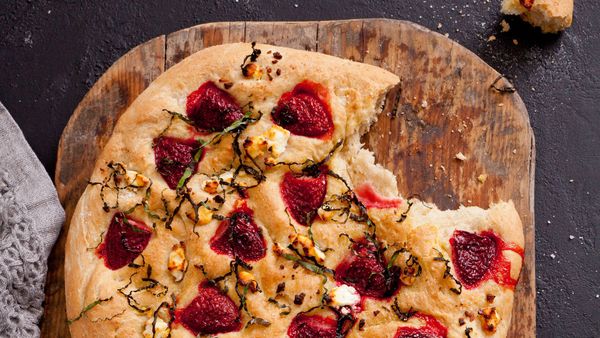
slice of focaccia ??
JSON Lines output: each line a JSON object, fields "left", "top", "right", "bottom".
{"left": 65, "top": 42, "right": 524, "bottom": 338}
{"left": 501, "top": 0, "right": 574, "bottom": 33}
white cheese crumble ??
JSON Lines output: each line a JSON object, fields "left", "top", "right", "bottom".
{"left": 125, "top": 170, "right": 150, "bottom": 187}
{"left": 244, "top": 125, "right": 290, "bottom": 162}
{"left": 202, "top": 178, "right": 220, "bottom": 194}
{"left": 329, "top": 285, "right": 360, "bottom": 307}
{"left": 168, "top": 243, "right": 188, "bottom": 282}
{"left": 143, "top": 315, "right": 170, "bottom": 338}
{"left": 289, "top": 234, "right": 326, "bottom": 263}
{"left": 265, "top": 125, "right": 290, "bottom": 158}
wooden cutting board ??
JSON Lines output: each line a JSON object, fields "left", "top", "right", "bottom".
{"left": 45, "top": 19, "right": 535, "bottom": 337}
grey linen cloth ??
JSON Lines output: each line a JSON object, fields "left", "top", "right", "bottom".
{"left": 0, "top": 101, "right": 65, "bottom": 337}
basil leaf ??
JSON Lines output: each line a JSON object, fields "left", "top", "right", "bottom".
{"left": 67, "top": 297, "right": 113, "bottom": 324}
{"left": 176, "top": 167, "right": 193, "bottom": 189}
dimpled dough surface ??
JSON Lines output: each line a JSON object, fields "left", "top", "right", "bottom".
{"left": 65, "top": 43, "right": 524, "bottom": 338}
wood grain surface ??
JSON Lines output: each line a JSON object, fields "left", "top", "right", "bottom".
{"left": 46, "top": 19, "right": 535, "bottom": 337}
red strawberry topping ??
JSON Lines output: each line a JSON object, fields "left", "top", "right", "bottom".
{"left": 520, "top": 0, "right": 534, "bottom": 10}
{"left": 272, "top": 80, "right": 334, "bottom": 138}
{"left": 354, "top": 183, "right": 402, "bottom": 209}
{"left": 280, "top": 167, "right": 327, "bottom": 226}
{"left": 210, "top": 202, "right": 266, "bottom": 262}
{"left": 287, "top": 313, "right": 338, "bottom": 338}
{"left": 186, "top": 81, "right": 243, "bottom": 132}
{"left": 335, "top": 238, "right": 401, "bottom": 299}
{"left": 394, "top": 313, "right": 448, "bottom": 338}
{"left": 175, "top": 282, "right": 241, "bottom": 335}
{"left": 96, "top": 212, "right": 152, "bottom": 270}
{"left": 450, "top": 230, "right": 524, "bottom": 289}
{"left": 153, "top": 136, "right": 203, "bottom": 189}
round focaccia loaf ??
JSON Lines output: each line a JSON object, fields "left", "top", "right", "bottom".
{"left": 65, "top": 43, "right": 524, "bottom": 338}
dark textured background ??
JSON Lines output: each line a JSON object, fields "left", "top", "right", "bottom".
{"left": 1, "top": 1, "right": 598, "bottom": 336}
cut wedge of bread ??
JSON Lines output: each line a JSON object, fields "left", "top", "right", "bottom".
{"left": 502, "top": 0, "right": 574, "bottom": 33}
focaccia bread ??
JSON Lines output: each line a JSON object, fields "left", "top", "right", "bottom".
{"left": 65, "top": 43, "right": 525, "bottom": 338}
{"left": 501, "top": 0, "right": 574, "bottom": 33}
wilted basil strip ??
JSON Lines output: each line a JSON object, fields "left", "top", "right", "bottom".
{"left": 88, "top": 162, "right": 149, "bottom": 213}
{"left": 387, "top": 247, "right": 422, "bottom": 279}
{"left": 391, "top": 297, "right": 417, "bottom": 322}
{"left": 433, "top": 248, "right": 463, "bottom": 295}
{"left": 240, "top": 41, "right": 262, "bottom": 76}
{"left": 269, "top": 140, "right": 343, "bottom": 176}
{"left": 230, "top": 259, "right": 271, "bottom": 329}
{"left": 86, "top": 231, "right": 105, "bottom": 251}
{"left": 151, "top": 301, "right": 174, "bottom": 337}
{"left": 267, "top": 297, "right": 291, "bottom": 316}
{"left": 90, "top": 309, "right": 126, "bottom": 323}
{"left": 67, "top": 297, "right": 113, "bottom": 324}
{"left": 117, "top": 266, "right": 169, "bottom": 313}
{"left": 282, "top": 253, "right": 334, "bottom": 277}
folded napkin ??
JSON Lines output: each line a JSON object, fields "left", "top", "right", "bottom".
{"left": 0, "top": 101, "right": 65, "bottom": 337}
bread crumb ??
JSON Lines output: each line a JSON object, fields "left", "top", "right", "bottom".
{"left": 512, "top": 39, "right": 519, "bottom": 45}
{"left": 421, "top": 99, "right": 428, "bottom": 108}
{"left": 477, "top": 174, "right": 488, "bottom": 184}
{"left": 550, "top": 253, "right": 556, "bottom": 259}
{"left": 487, "top": 35, "right": 497, "bottom": 42}
{"left": 569, "top": 235, "right": 575, "bottom": 240}
{"left": 455, "top": 152, "right": 467, "bottom": 161}
{"left": 437, "top": 23, "right": 443, "bottom": 29}
{"left": 512, "top": 149, "right": 517, "bottom": 154}
{"left": 500, "top": 19, "right": 511, "bottom": 32}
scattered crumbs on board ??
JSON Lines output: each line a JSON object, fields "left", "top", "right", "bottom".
{"left": 501, "top": 19, "right": 511, "bottom": 33}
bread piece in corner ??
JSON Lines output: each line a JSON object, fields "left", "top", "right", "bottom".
{"left": 501, "top": 0, "right": 573, "bottom": 33}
